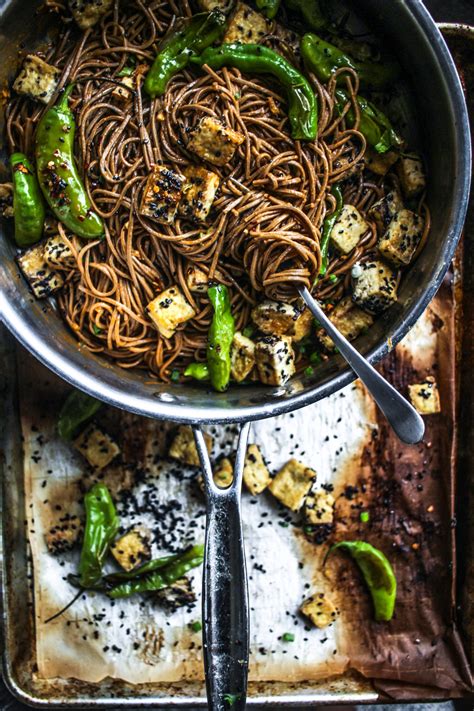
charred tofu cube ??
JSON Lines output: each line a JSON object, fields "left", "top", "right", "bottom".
{"left": 317, "top": 296, "right": 373, "bottom": 351}
{"left": 111, "top": 526, "right": 152, "bottom": 572}
{"left": 73, "top": 424, "right": 120, "bottom": 471}
{"left": 180, "top": 166, "right": 220, "bottom": 222}
{"left": 154, "top": 577, "right": 196, "bottom": 612}
{"left": 147, "top": 285, "right": 196, "bottom": 339}
{"left": 408, "top": 376, "right": 441, "bottom": 415}
{"left": 330, "top": 204, "right": 370, "bottom": 255}
{"left": 68, "top": 0, "right": 113, "bottom": 29}
{"left": 352, "top": 259, "right": 398, "bottom": 314}
{"left": 140, "top": 165, "right": 186, "bottom": 224}
{"left": 243, "top": 444, "right": 271, "bottom": 495}
{"left": 268, "top": 459, "right": 316, "bottom": 511}
{"left": 169, "top": 425, "right": 212, "bottom": 467}
{"left": 13, "top": 55, "right": 60, "bottom": 104}
{"left": 396, "top": 154, "right": 426, "bottom": 198}
{"left": 255, "top": 336, "right": 295, "bottom": 386}
{"left": 300, "top": 593, "right": 339, "bottom": 629}
{"left": 378, "top": 209, "right": 423, "bottom": 266}
{"left": 45, "top": 514, "right": 82, "bottom": 554}
{"left": 251, "top": 301, "right": 312, "bottom": 342}
{"left": 303, "top": 490, "right": 335, "bottom": 525}
{"left": 44, "top": 235, "right": 75, "bottom": 268}
{"left": 231, "top": 331, "right": 256, "bottom": 382}
{"left": 223, "top": 2, "right": 270, "bottom": 44}
{"left": 365, "top": 147, "right": 399, "bottom": 176}
{"left": 187, "top": 117, "right": 244, "bottom": 167}
{"left": 368, "top": 190, "right": 404, "bottom": 235}
{"left": 17, "top": 244, "right": 64, "bottom": 299}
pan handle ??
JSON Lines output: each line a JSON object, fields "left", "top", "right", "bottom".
{"left": 194, "top": 422, "right": 250, "bottom": 711}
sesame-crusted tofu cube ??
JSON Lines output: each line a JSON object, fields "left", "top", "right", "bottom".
{"left": 255, "top": 335, "right": 295, "bottom": 386}
{"left": 300, "top": 593, "right": 339, "bottom": 629}
{"left": 303, "top": 490, "right": 335, "bottom": 525}
{"left": 396, "top": 154, "right": 426, "bottom": 198}
{"left": 185, "top": 264, "right": 224, "bottom": 293}
{"left": 365, "top": 147, "right": 399, "bottom": 176}
{"left": 17, "top": 244, "right": 64, "bottom": 299}
{"left": 154, "top": 577, "right": 196, "bottom": 612}
{"left": 223, "top": 2, "right": 270, "bottom": 44}
{"left": 268, "top": 459, "right": 316, "bottom": 511}
{"left": 73, "top": 424, "right": 120, "bottom": 471}
{"left": 317, "top": 296, "right": 373, "bottom": 351}
{"left": 408, "top": 376, "right": 441, "bottom": 415}
{"left": 187, "top": 116, "right": 244, "bottom": 167}
{"left": 180, "top": 166, "right": 220, "bottom": 222}
{"left": 378, "top": 208, "right": 423, "bottom": 266}
{"left": 44, "top": 235, "right": 75, "bottom": 268}
{"left": 169, "top": 425, "right": 212, "bottom": 467}
{"left": 243, "top": 444, "right": 271, "bottom": 495}
{"left": 231, "top": 331, "right": 255, "bottom": 382}
{"left": 147, "top": 285, "right": 196, "bottom": 339}
{"left": 352, "top": 259, "right": 398, "bottom": 314}
{"left": 45, "top": 514, "right": 82, "bottom": 554}
{"left": 251, "top": 301, "right": 312, "bottom": 342}
{"left": 140, "top": 165, "right": 186, "bottom": 224}
{"left": 13, "top": 55, "right": 60, "bottom": 104}
{"left": 330, "top": 204, "right": 370, "bottom": 255}
{"left": 68, "top": 0, "right": 113, "bottom": 29}
{"left": 111, "top": 526, "right": 152, "bottom": 572}
{"left": 368, "top": 190, "right": 404, "bottom": 235}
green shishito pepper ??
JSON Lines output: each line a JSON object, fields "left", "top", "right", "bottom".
{"left": 319, "top": 183, "right": 343, "bottom": 280}
{"left": 79, "top": 483, "right": 120, "bottom": 589}
{"left": 9, "top": 153, "right": 45, "bottom": 246}
{"left": 327, "top": 540, "right": 397, "bottom": 622}
{"left": 191, "top": 43, "right": 318, "bottom": 141}
{"left": 206, "top": 284, "right": 235, "bottom": 392}
{"left": 35, "top": 85, "right": 104, "bottom": 240}
{"left": 57, "top": 389, "right": 102, "bottom": 441}
{"left": 284, "top": 0, "right": 328, "bottom": 30}
{"left": 184, "top": 362, "right": 210, "bottom": 381}
{"left": 256, "top": 0, "right": 281, "bottom": 20}
{"left": 335, "top": 88, "right": 403, "bottom": 154}
{"left": 301, "top": 33, "right": 400, "bottom": 90}
{"left": 144, "top": 10, "right": 227, "bottom": 98}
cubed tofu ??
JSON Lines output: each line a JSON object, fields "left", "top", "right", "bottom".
{"left": 378, "top": 208, "right": 424, "bottom": 266}
{"left": 147, "top": 285, "right": 196, "bottom": 339}
{"left": 140, "top": 165, "right": 186, "bottom": 224}
{"left": 396, "top": 154, "right": 426, "bottom": 198}
{"left": 187, "top": 116, "right": 244, "bottom": 167}
{"left": 44, "top": 235, "right": 75, "bottom": 268}
{"left": 303, "top": 490, "right": 335, "bottom": 525}
{"left": 185, "top": 265, "right": 210, "bottom": 294}
{"left": 330, "top": 204, "right": 370, "bottom": 255}
{"left": 45, "top": 514, "right": 82, "bottom": 554}
{"left": 408, "top": 376, "right": 441, "bottom": 415}
{"left": 368, "top": 190, "right": 404, "bottom": 235}
{"left": 243, "top": 444, "right": 271, "bottom": 495}
{"left": 352, "top": 259, "right": 398, "bottom": 314}
{"left": 268, "top": 459, "right": 316, "bottom": 511}
{"left": 68, "top": 0, "right": 113, "bottom": 29}
{"left": 180, "top": 166, "right": 220, "bottom": 222}
{"left": 365, "top": 147, "right": 399, "bottom": 177}
{"left": 17, "top": 244, "right": 64, "bottom": 299}
{"left": 255, "top": 335, "right": 295, "bottom": 386}
{"left": 154, "top": 577, "right": 196, "bottom": 612}
{"left": 169, "top": 425, "right": 213, "bottom": 467}
{"left": 111, "top": 526, "right": 152, "bottom": 572}
{"left": 300, "top": 593, "right": 339, "bottom": 629}
{"left": 198, "top": 0, "right": 229, "bottom": 8}
{"left": 251, "top": 301, "right": 312, "bottom": 341}
{"left": 317, "top": 296, "right": 373, "bottom": 351}
{"left": 73, "top": 424, "right": 120, "bottom": 471}
{"left": 231, "top": 331, "right": 256, "bottom": 382}
{"left": 80, "top": 464, "right": 135, "bottom": 501}
{"left": 13, "top": 55, "right": 60, "bottom": 104}
{"left": 223, "top": 2, "right": 270, "bottom": 44}
{"left": 112, "top": 74, "right": 134, "bottom": 103}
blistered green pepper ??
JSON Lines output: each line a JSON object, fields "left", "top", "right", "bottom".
{"left": 191, "top": 43, "right": 318, "bottom": 141}
{"left": 9, "top": 152, "right": 45, "bottom": 246}
{"left": 57, "top": 389, "right": 102, "bottom": 441}
{"left": 144, "top": 10, "right": 227, "bottom": 98}
{"left": 79, "top": 484, "right": 120, "bottom": 589}
{"left": 284, "top": 0, "right": 328, "bottom": 30}
{"left": 206, "top": 284, "right": 235, "bottom": 392}
{"left": 335, "top": 88, "right": 403, "bottom": 154}
{"left": 184, "top": 362, "right": 210, "bottom": 381}
{"left": 319, "top": 183, "right": 343, "bottom": 279}
{"left": 256, "top": 0, "right": 280, "bottom": 20}
{"left": 35, "top": 85, "right": 104, "bottom": 239}
{"left": 301, "top": 33, "right": 400, "bottom": 90}
{"left": 327, "top": 540, "right": 397, "bottom": 622}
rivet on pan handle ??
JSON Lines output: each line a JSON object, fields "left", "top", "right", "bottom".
{"left": 194, "top": 422, "right": 251, "bottom": 711}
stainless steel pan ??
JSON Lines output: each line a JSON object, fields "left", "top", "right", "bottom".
{"left": 0, "top": 1, "right": 471, "bottom": 708}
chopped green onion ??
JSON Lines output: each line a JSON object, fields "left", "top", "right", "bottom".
{"left": 242, "top": 325, "right": 254, "bottom": 338}
{"left": 223, "top": 693, "right": 241, "bottom": 707}
{"left": 92, "top": 324, "right": 102, "bottom": 335}
{"left": 360, "top": 511, "right": 370, "bottom": 523}
{"left": 190, "top": 620, "right": 202, "bottom": 632}
{"left": 282, "top": 632, "right": 295, "bottom": 642}
{"left": 304, "top": 366, "right": 314, "bottom": 376}
{"left": 170, "top": 369, "right": 180, "bottom": 383}
{"left": 309, "top": 351, "right": 321, "bottom": 365}
{"left": 328, "top": 274, "right": 339, "bottom": 283}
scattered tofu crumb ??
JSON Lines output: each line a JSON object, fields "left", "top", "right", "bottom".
{"left": 13, "top": 54, "right": 60, "bottom": 104}
{"left": 243, "top": 444, "right": 271, "bottom": 495}
{"left": 330, "top": 204, "right": 370, "bottom": 254}
{"left": 268, "top": 459, "right": 316, "bottom": 511}
{"left": 147, "top": 285, "right": 196, "bottom": 339}
{"left": 303, "top": 490, "right": 335, "bottom": 525}
{"left": 223, "top": 2, "right": 270, "bottom": 44}
{"left": 317, "top": 296, "right": 373, "bottom": 351}
{"left": 17, "top": 244, "right": 64, "bottom": 299}
{"left": 187, "top": 116, "right": 244, "bottom": 167}
{"left": 231, "top": 331, "right": 256, "bottom": 382}
{"left": 408, "top": 376, "right": 441, "bottom": 415}
{"left": 140, "top": 165, "right": 186, "bottom": 224}
{"left": 111, "top": 526, "right": 152, "bottom": 572}
{"left": 45, "top": 514, "right": 82, "bottom": 554}
{"left": 73, "top": 424, "right": 120, "bottom": 471}
{"left": 300, "top": 593, "right": 339, "bottom": 629}
{"left": 255, "top": 335, "right": 295, "bottom": 386}
{"left": 169, "top": 425, "right": 212, "bottom": 467}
